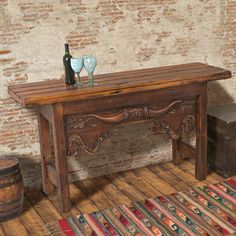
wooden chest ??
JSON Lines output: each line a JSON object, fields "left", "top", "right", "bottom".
{"left": 207, "top": 103, "right": 236, "bottom": 177}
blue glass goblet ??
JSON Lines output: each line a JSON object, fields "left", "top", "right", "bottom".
{"left": 83, "top": 55, "right": 97, "bottom": 86}
{"left": 70, "top": 57, "right": 84, "bottom": 87}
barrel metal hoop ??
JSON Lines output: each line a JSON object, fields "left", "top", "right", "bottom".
{"left": 0, "top": 176, "right": 22, "bottom": 188}
{"left": 0, "top": 165, "right": 20, "bottom": 176}
{"left": 0, "top": 157, "right": 20, "bottom": 174}
{"left": 0, "top": 167, "right": 20, "bottom": 177}
{"left": 0, "top": 207, "right": 22, "bottom": 221}
{"left": 0, "top": 195, "right": 23, "bottom": 208}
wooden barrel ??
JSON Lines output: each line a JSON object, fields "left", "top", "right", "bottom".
{"left": 0, "top": 157, "right": 24, "bottom": 221}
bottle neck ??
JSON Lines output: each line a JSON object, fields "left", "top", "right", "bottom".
{"left": 64, "top": 43, "right": 70, "bottom": 54}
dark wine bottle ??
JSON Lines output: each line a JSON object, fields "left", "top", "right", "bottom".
{"left": 63, "top": 43, "right": 76, "bottom": 85}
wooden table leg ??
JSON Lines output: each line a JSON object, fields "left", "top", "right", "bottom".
{"left": 172, "top": 138, "right": 183, "bottom": 165}
{"left": 38, "top": 113, "right": 54, "bottom": 194}
{"left": 52, "top": 104, "right": 70, "bottom": 212}
{"left": 195, "top": 87, "right": 207, "bottom": 180}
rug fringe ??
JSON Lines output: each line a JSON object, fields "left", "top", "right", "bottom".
{"left": 43, "top": 221, "right": 64, "bottom": 236}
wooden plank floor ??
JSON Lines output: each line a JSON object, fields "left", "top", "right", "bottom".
{"left": 0, "top": 158, "right": 227, "bottom": 236}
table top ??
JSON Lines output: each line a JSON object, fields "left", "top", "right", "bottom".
{"left": 8, "top": 62, "right": 231, "bottom": 107}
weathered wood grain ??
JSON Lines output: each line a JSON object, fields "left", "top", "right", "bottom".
{"left": 0, "top": 160, "right": 229, "bottom": 236}
{"left": 51, "top": 104, "right": 70, "bottom": 212}
{"left": 38, "top": 114, "right": 54, "bottom": 194}
{"left": 196, "top": 84, "right": 208, "bottom": 180}
{"left": 8, "top": 63, "right": 231, "bottom": 106}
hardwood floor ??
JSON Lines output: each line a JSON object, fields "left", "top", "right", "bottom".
{"left": 0, "top": 158, "right": 227, "bottom": 236}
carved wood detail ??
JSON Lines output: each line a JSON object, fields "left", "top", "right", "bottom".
{"left": 67, "top": 132, "right": 111, "bottom": 156}
{"left": 66, "top": 100, "right": 196, "bottom": 156}
{"left": 154, "top": 114, "right": 195, "bottom": 140}
{"left": 66, "top": 100, "right": 183, "bottom": 128}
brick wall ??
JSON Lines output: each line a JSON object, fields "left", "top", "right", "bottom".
{"left": 0, "top": 0, "right": 235, "bottom": 187}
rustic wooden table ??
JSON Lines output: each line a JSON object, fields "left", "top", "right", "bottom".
{"left": 8, "top": 63, "right": 231, "bottom": 212}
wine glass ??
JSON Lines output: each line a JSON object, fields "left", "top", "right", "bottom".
{"left": 70, "top": 57, "right": 84, "bottom": 87}
{"left": 83, "top": 55, "right": 97, "bottom": 86}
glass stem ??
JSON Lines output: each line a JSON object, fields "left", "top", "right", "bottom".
{"left": 88, "top": 72, "right": 94, "bottom": 86}
{"left": 76, "top": 73, "right": 82, "bottom": 86}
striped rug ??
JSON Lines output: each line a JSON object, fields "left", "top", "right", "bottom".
{"left": 57, "top": 178, "right": 236, "bottom": 236}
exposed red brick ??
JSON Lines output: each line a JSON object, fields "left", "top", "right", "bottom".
{"left": 0, "top": 50, "right": 11, "bottom": 54}
{"left": 135, "top": 47, "right": 157, "bottom": 62}
{"left": 18, "top": 2, "right": 53, "bottom": 22}
{"left": 2, "top": 61, "right": 29, "bottom": 82}
{"left": 0, "top": 58, "right": 15, "bottom": 64}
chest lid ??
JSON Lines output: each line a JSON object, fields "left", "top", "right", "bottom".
{"left": 208, "top": 103, "right": 236, "bottom": 124}
{"left": 208, "top": 103, "right": 236, "bottom": 136}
